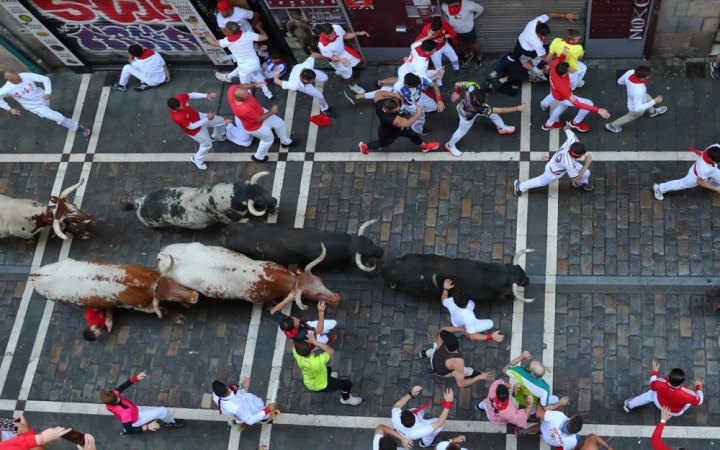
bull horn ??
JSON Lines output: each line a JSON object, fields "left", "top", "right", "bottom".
{"left": 250, "top": 171, "right": 270, "bottom": 185}
{"left": 512, "top": 248, "right": 535, "bottom": 265}
{"left": 60, "top": 178, "right": 85, "bottom": 199}
{"left": 247, "top": 199, "right": 266, "bottom": 217}
{"left": 355, "top": 253, "right": 375, "bottom": 272}
{"left": 52, "top": 219, "right": 69, "bottom": 240}
{"left": 152, "top": 298, "right": 163, "bottom": 318}
{"left": 159, "top": 254, "right": 175, "bottom": 276}
{"left": 294, "top": 289, "right": 308, "bottom": 311}
{"left": 305, "top": 243, "right": 326, "bottom": 272}
{"left": 357, "top": 219, "right": 378, "bottom": 236}
{"left": 512, "top": 283, "right": 534, "bottom": 303}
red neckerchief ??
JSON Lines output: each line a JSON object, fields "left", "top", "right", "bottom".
{"left": 537, "top": 21, "right": 546, "bottom": 43}
{"left": 138, "top": 49, "right": 155, "bottom": 60}
{"left": 227, "top": 31, "right": 243, "bottom": 42}
{"left": 410, "top": 402, "right": 431, "bottom": 415}
{"left": 569, "top": 150, "right": 580, "bottom": 159}
{"left": 284, "top": 327, "right": 300, "bottom": 338}
{"left": 448, "top": 1, "right": 462, "bottom": 15}
{"left": 702, "top": 151, "right": 716, "bottom": 166}
{"left": 319, "top": 32, "right": 338, "bottom": 46}
{"left": 628, "top": 74, "right": 648, "bottom": 85}
{"left": 492, "top": 397, "right": 509, "bottom": 411}
{"left": 561, "top": 38, "right": 577, "bottom": 46}
{"left": 415, "top": 47, "right": 431, "bottom": 59}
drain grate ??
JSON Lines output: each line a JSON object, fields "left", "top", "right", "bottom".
{"left": 685, "top": 61, "right": 706, "bottom": 79}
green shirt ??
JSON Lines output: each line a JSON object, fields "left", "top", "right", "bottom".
{"left": 292, "top": 348, "right": 330, "bottom": 391}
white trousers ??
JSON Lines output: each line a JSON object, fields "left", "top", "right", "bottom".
{"left": 248, "top": 112, "right": 291, "bottom": 159}
{"left": 569, "top": 61, "right": 587, "bottom": 89}
{"left": 298, "top": 70, "right": 329, "bottom": 111}
{"left": 519, "top": 163, "right": 590, "bottom": 192}
{"left": 426, "top": 343, "right": 474, "bottom": 377}
{"left": 229, "top": 64, "right": 272, "bottom": 97}
{"left": 448, "top": 104, "right": 506, "bottom": 148}
{"left": 29, "top": 102, "right": 78, "bottom": 130}
{"left": 330, "top": 55, "right": 361, "bottom": 80}
{"left": 658, "top": 164, "right": 720, "bottom": 194}
{"left": 430, "top": 44, "right": 460, "bottom": 81}
{"left": 119, "top": 65, "right": 163, "bottom": 87}
{"left": 541, "top": 95, "right": 594, "bottom": 126}
{"left": 413, "top": 409, "right": 443, "bottom": 446}
{"left": 226, "top": 117, "right": 253, "bottom": 147}
{"left": 132, "top": 406, "right": 175, "bottom": 427}
{"left": 626, "top": 390, "right": 690, "bottom": 416}
{"left": 306, "top": 319, "right": 337, "bottom": 344}
{"left": 188, "top": 113, "right": 226, "bottom": 162}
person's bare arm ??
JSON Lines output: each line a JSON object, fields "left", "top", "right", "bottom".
{"left": 452, "top": 359, "right": 493, "bottom": 388}
{"left": 105, "top": 308, "right": 114, "bottom": 332}
{"left": 545, "top": 396, "right": 569, "bottom": 411}
{"left": 431, "top": 83, "right": 445, "bottom": 112}
{"left": 375, "top": 425, "right": 413, "bottom": 450}
{"left": 344, "top": 31, "right": 369, "bottom": 40}
{"left": 441, "top": 279, "right": 453, "bottom": 303}
{"left": 392, "top": 106, "right": 423, "bottom": 128}
{"left": 272, "top": 66, "right": 284, "bottom": 87}
{"left": 307, "top": 330, "right": 334, "bottom": 357}
{"left": 432, "top": 389, "right": 454, "bottom": 430}
{"left": 393, "top": 385, "right": 422, "bottom": 409}
{"left": 196, "top": 31, "right": 221, "bottom": 47}
{"left": 492, "top": 105, "right": 527, "bottom": 114}
{"left": 315, "top": 301, "right": 326, "bottom": 335}
{"left": 270, "top": 290, "right": 296, "bottom": 315}
{"left": 373, "top": 90, "right": 399, "bottom": 102}
{"left": 258, "top": 105, "right": 279, "bottom": 122}
{"left": 163, "top": 64, "right": 171, "bottom": 83}
{"left": 570, "top": 153, "right": 592, "bottom": 182}
{"left": 547, "top": 12, "right": 580, "bottom": 21}
{"left": 466, "top": 330, "right": 504, "bottom": 342}
{"left": 696, "top": 177, "right": 720, "bottom": 193}
{"left": 535, "top": 404, "right": 547, "bottom": 420}
{"left": 503, "top": 350, "right": 531, "bottom": 374}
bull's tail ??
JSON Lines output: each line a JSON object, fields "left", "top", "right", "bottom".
{"left": 119, "top": 201, "right": 135, "bottom": 211}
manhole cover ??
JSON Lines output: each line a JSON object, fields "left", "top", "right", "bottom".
{"left": 685, "top": 61, "right": 705, "bottom": 79}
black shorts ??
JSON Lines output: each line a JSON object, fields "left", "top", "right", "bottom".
{"left": 456, "top": 28, "right": 477, "bottom": 44}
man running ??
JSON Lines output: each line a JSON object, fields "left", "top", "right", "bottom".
{"left": 549, "top": 29, "right": 586, "bottom": 89}
{"left": 605, "top": 65, "right": 667, "bottom": 133}
{"left": 211, "top": 378, "right": 278, "bottom": 430}
{"left": 440, "top": 0, "right": 484, "bottom": 69}
{"left": 654, "top": 144, "right": 720, "bottom": 200}
{"left": 419, "top": 329, "right": 493, "bottom": 388}
{"left": 514, "top": 127, "right": 593, "bottom": 196}
{"left": 540, "top": 47, "right": 610, "bottom": 132}
{"left": 111, "top": 44, "right": 170, "bottom": 92}
{"left": 168, "top": 91, "right": 228, "bottom": 171}
{"left": 270, "top": 290, "right": 337, "bottom": 345}
{"left": 446, "top": 81, "right": 525, "bottom": 156}
{"left": 317, "top": 23, "right": 368, "bottom": 94}
{"left": 415, "top": 17, "right": 461, "bottom": 85}
{"left": 623, "top": 359, "right": 703, "bottom": 416}
{"left": 391, "top": 386, "right": 454, "bottom": 448}
{"left": 272, "top": 54, "right": 337, "bottom": 118}
{"left": 1, "top": 71, "right": 91, "bottom": 137}
{"left": 438, "top": 279, "right": 504, "bottom": 341}
{"left": 518, "top": 404, "right": 583, "bottom": 449}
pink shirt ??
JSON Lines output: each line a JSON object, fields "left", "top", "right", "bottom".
{"left": 482, "top": 380, "right": 528, "bottom": 428}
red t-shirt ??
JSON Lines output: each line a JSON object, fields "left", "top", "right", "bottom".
{"left": 416, "top": 21, "right": 457, "bottom": 50}
{"left": 169, "top": 93, "right": 202, "bottom": 136}
{"left": 0, "top": 431, "right": 37, "bottom": 450}
{"left": 549, "top": 54, "right": 572, "bottom": 101}
{"left": 227, "top": 85, "right": 263, "bottom": 132}
{"left": 651, "top": 422, "right": 671, "bottom": 450}
{"left": 650, "top": 372, "right": 703, "bottom": 413}
{"left": 85, "top": 307, "right": 106, "bottom": 329}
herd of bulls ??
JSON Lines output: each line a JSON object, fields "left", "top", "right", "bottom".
{"left": 2, "top": 171, "right": 535, "bottom": 321}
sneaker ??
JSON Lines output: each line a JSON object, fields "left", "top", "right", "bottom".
{"left": 323, "top": 107, "right": 338, "bottom": 119}
{"left": 710, "top": 61, "right": 720, "bottom": 80}
{"left": 540, "top": 101, "right": 550, "bottom": 112}
{"left": 251, "top": 155, "right": 269, "bottom": 163}
{"left": 134, "top": 83, "right": 152, "bottom": 92}
{"left": 573, "top": 80, "right": 585, "bottom": 89}
{"left": 529, "top": 66, "right": 547, "bottom": 81}
{"left": 460, "top": 57, "right": 470, "bottom": 68}
{"left": 498, "top": 125, "right": 516, "bottom": 135}
{"left": 420, "top": 142, "right": 440, "bottom": 152}
{"left": 215, "top": 72, "right": 231, "bottom": 83}
{"left": 648, "top": 105, "right": 667, "bottom": 118}
{"left": 513, "top": 180, "right": 522, "bottom": 197}
{"left": 331, "top": 371, "right": 339, "bottom": 378}
{"left": 475, "top": 401, "right": 487, "bottom": 412}
{"left": 191, "top": 156, "right": 207, "bottom": 171}
{"left": 541, "top": 121, "right": 563, "bottom": 131}
{"left": 260, "top": 410, "right": 280, "bottom": 424}
{"left": 164, "top": 419, "right": 185, "bottom": 428}
{"left": 281, "top": 140, "right": 301, "bottom": 148}
{"left": 568, "top": 121, "right": 590, "bottom": 132}
{"left": 111, "top": 83, "right": 127, "bottom": 92}
{"left": 340, "top": 395, "right": 362, "bottom": 406}
{"left": 623, "top": 399, "right": 632, "bottom": 413}
{"left": 261, "top": 86, "right": 273, "bottom": 99}
{"left": 454, "top": 67, "right": 465, "bottom": 75}
{"left": 653, "top": 184, "right": 664, "bottom": 201}
{"left": 77, "top": 126, "right": 92, "bottom": 138}
{"left": 605, "top": 123, "right": 622, "bottom": 134}
{"left": 444, "top": 143, "right": 463, "bottom": 157}
{"left": 343, "top": 89, "right": 357, "bottom": 105}
{"left": 418, "top": 346, "right": 433, "bottom": 358}
{"left": 359, "top": 141, "right": 369, "bottom": 155}
{"left": 326, "top": 333, "right": 338, "bottom": 344}
{"left": 573, "top": 182, "right": 594, "bottom": 191}
{"left": 418, "top": 127, "right": 431, "bottom": 136}
{"left": 211, "top": 135, "right": 227, "bottom": 142}
{"left": 349, "top": 84, "right": 365, "bottom": 95}
{"left": 474, "top": 57, "right": 483, "bottom": 69}
{"left": 419, "top": 440, "right": 436, "bottom": 448}
{"left": 120, "top": 430, "right": 128, "bottom": 437}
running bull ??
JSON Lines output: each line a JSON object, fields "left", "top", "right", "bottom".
{"left": 30, "top": 259, "right": 200, "bottom": 322}
{"left": 121, "top": 171, "right": 277, "bottom": 229}
{"left": 0, "top": 178, "right": 96, "bottom": 240}
{"left": 157, "top": 242, "right": 340, "bottom": 310}
{"left": 382, "top": 249, "right": 535, "bottom": 303}
{"left": 218, "top": 219, "right": 383, "bottom": 271}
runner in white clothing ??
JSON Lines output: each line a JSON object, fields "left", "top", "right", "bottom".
{"left": 439, "top": 279, "right": 504, "bottom": 342}
{"left": 318, "top": 23, "right": 369, "bottom": 94}
{"left": 654, "top": 144, "right": 720, "bottom": 201}
{"left": 514, "top": 127, "right": 593, "bottom": 196}
{"left": 198, "top": 22, "right": 273, "bottom": 99}
{"left": 0, "top": 71, "right": 91, "bottom": 137}
{"left": 518, "top": 405, "right": 582, "bottom": 450}
{"left": 111, "top": 45, "right": 170, "bottom": 92}
{"left": 391, "top": 386, "right": 454, "bottom": 448}
{"left": 211, "top": 378, "right": 278, "bottom": 430}
{"left": 215, "top": 0, "right": 259, "bottom": 34}
{"left": 272, "top": 54, "right": 337, "bottom": 118}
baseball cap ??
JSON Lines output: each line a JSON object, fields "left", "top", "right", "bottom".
{"left": 217, "top": 0, "right": 232, "bottom": 12}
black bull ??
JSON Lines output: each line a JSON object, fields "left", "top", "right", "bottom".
{"left": 217, "top": 220, "right": 383, "bottom": 271}
{"left": 381, "top": 251, "right": 534, "bottom": 302}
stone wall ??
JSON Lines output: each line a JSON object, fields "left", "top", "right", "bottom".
{"left": 654, "top": 0, "right": 720, "bottom": 56}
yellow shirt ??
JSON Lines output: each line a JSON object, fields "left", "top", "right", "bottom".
{"left": 549, "top": 38, "right": 584, "bottom": 72}
{"left": 292, "top": 348, "right": 330, "bottom": 391}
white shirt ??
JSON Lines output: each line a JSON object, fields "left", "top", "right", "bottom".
{"left": 518, "top": 14, "right": 549, "bottom": 56}
{"left": 442, "top": 297, "right": 487, "bottom": 333}
{"left": 540, "top": 411, "right": 578, "bottom": 450}
{"left": 617, "top": 69, "right": 656, "bottom": 113}
{"left": 0, "top": 73, "right": 51, "bottom": 111}
{"left": 212, "top": 390, "right": 267, "bottom": 425}
{"left": 281, "top": 57, "right": 316, "bottom": 91}
{"left": 391, "top": 408, "right": 434, "bottom": 440}
{"left": 319, "top": 24, "right": 349, "bottom": 59}
{"left": 547, "top": 130, "right": 580, "bottom": 177}
{"left": 441, "top": 0, "right": 484, "bottom": 33}
{"left": 220, "top": 32, "right": 261, "bottom": 69}
{"left": 437, "top": 442, "right": 469, "bottom": 450}
{"left": 398, "top": 41, "right": 431, "bottom": 80}
{"left": 693, "top": 145, "right": 720, "bottom": 180}
{"left": 216, "top": 7, "right": 254, "bottom": 32}
{"left": 130, "top": 51, "right": 167, "bottom": 85}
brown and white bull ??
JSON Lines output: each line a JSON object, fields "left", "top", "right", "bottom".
{"left": 0, "top": 179, "right": 97, "bottom": 240}
{"left": 157, "top": 242, "right": 340, "bottom": 310}
{"left": 30, "top": 259, "right": 200, "bottom": 322}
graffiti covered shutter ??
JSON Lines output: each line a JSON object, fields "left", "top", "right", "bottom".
{"left": 26, "top": 0, "right": 211, "bottom": 65}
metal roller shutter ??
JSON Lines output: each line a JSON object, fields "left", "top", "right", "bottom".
{"left": 472, "top": 0, "right": 588, "bottom": 53}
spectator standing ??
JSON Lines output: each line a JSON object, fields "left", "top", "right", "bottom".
{"left": 440, "top": 0, "right": 485, "bottom": 68}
